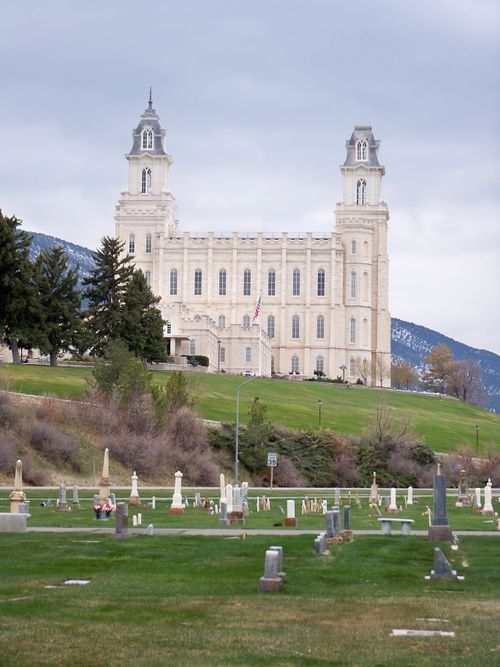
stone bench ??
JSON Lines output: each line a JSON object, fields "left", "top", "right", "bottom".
{"left": 378, "top": 517, "right": 415, "bottom": 535}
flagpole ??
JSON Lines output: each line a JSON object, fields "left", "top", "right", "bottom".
{"left": 258, "top": 310, "right": 262, "bottom": 376}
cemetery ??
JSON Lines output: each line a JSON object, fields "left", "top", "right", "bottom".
{"left": 1, "top": 455, "right": 499, "bottom": 665}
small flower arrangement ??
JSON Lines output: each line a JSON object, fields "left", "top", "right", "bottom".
{"left": 93, "top": 501, "right": 115, "bottom": 519}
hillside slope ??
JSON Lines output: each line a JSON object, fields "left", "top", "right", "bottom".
{"left": 27, "top": 231, "right": 500, "bottom": 413}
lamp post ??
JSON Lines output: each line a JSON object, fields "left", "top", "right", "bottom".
{"left": 317, "top": 400, "right": 323, "bottom": 427}
{"left": 235, "top": 375, "right": 259, "bottom": 483}
{"left": 475, "top": 425, "right": 479, "bottom": 456}
{"left": 340, "top": 364, "right": 347, "bottom": 383}
{"left": 217, "top": 339, "right": 221, "bottom": 373}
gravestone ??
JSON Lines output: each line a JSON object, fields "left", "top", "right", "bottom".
{"left": 114, "top": 502, "right": 129, "bottom": 537}
{"left": 219, "top": 473, "right": 226, "bottom": 506}
{"left": 343, "top": 505, "right": 350, "bottom": 530}
{"left": 170, "top": 471, "right": 185, "bottom": 514}
{"left": 332, "top": 507, "right": 340, "bottom": 536}
{"left": 258, "top": 550, "right": 283, "bottom": 592}
{"left": 325, "top": 511, "right": 334, "bottom": 538}
{"left": 229, "top": 485, "right": 244, "bottom": 524}
{"left": 98, "top": 447, "right": 111, "bottom": 503}
{"left": 110, "top": 493, "right": 116, "bottom": 505}
{"left": 45, "top": 498, "right": 53, "bottom": 508}
{"left": 269, "top": 545, "right": 286, "bottom": 579}
{"left": 285, "top": 499, "right": 297, "bottom": 527}
{"left": 151, "top": 496, "right": 156, "bottom": 510}
{"left": 72, "top": 486, "right": 80, "bottom": 509}
{"left": 18, "top": 502, "right": 29, "bottom": 514}
{"left": 129, "top": 471, "right": 140, "bottom": 506}
{"left": 428, "top": 464, "right": 453, "bottom": 541}
{"left": 427, "top": 547, "right": 460, "bottom": 580}
{"left": 334, "top": 488, "right": 340, "bottom": 506}
{"left": 219, "top": 501, "right": 230, "bottom": 526}
{"left": 9, "top": 459, "right": 26, "bottom": 514}
{"left": 194, "top": 492, "right": 201, "bottom": 508}
{"left": 225, "top": 484, "right": 233, "bottom": 514}
{"left": 144, "top": 524, "right": 154, "bottom": 536}
{"left": 407, "top": 485, "right": 414, "bottom": 506}
{"left": 483, "top": 479, "right": 494, "bottom": 516}
{"left": 57, "top": 483, "right": 69, "bottom": 511}
{"left": 389, "top": 487, "right": 398, "bottom": 512}
{"left": 475, "top": 487, "right": 482, "bottom": 510}
{"left": 369, "top": 471, "right": 379, "bottom": 503}
{"left": 456, "top": 469, "right": 469, "bottom": 506}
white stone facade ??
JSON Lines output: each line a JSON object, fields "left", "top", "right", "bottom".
{"left": 115, "top": 101, "right": 391, "bottom": 385}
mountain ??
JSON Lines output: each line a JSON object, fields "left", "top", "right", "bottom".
{"left": 27, "top": 231, "right": 500, "bottom": 413}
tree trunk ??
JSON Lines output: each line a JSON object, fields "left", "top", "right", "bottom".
{"left": 11, "top": 339, "right": 21, "bottom": 364}
{"left": 49, "top": 350, "right": 58, "bottom": 366}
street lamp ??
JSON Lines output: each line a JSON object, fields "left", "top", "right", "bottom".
{"left": 235, "top": 375, "right": 259, "bottom": 483}
{"left": 340, "top": 364, "right": 347, "bottom": 383}
{"left": 475, "top": 425, "right": 479, "bottom": 456}
{"left": 217, "top": 339, "right": 221, "bottom": 373}
{"left": 317, "top": 400, "right": 323, "bottom": 427}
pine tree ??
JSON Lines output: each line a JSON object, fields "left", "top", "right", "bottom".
{"left": 0, "top": 211, "right": 40, "bottom": 363}
{"left": 34, "top": 245, "right": 81, "bottom": 366}
{"left": 82, "top": 236, "right": 134, "bottom": 356}
{"left": 119, "top": 270, "right": 165, "bottom": 361}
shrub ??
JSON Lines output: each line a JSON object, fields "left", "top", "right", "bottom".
{"left": 273, "top": 456, "right": 307, "bottom": 487}
{"left": 0, "top": 394, "right": 18, "bottom": 429}
{"left": 105, "top": 432, "right": 165, "bottom": 478}
{"left": 26, "top": 420, "right": 81, "bottom": 471}
{"left": 0, "top": 431, "right": 17, "bottom": 473}
{"left": 22, "top": 456, "right": 48, "bottom": 486}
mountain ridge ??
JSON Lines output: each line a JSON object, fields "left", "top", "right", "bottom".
{"left": 27, "top": 231, "right": 500, "bottom": 413}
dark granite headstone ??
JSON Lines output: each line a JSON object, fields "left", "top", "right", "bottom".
{"left": 114, "top": 502, "right": 129, "bottom": 537}
{"left": 429, "top": 548, "right": 458, "bottom": 579}
{"left": 343, "top": 505, "right": 350, "bottom": 530}
{"left": 332, "top": 507, "right": 340, "bottom": 536}
{"left": 219, "top": 501, "right": 230, "bottom": 526}
{"left": 428, "top": 465, "right": 453, "bottom": 541}
{"left": 325, "top": 511, "right": 334, "bottom": 538}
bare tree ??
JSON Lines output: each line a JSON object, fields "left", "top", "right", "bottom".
{"left": 355, "top": 357, "right": 370, "bottom": 385}
{"left": 366, "top": 400, "right": 413, "bottom": 445}
{"left": 375, "top": 357, "right": 389, "bottom": 388}
{"left": 447, "top": 360, "right": 486, "bottom": 406}
{"left": 422, "top": 343, "right": 454, "bottom": 395}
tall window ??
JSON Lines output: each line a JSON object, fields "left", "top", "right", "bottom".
{"left": 350, "top": 271, "right": 357, "bottom": 299}
{"left": 292, "top": 268, "right": 301, "bottom": 296}
{"left": 194, "top": 269, "right": 202, "bottom": 295}
{"left": 128, "top": 234, "right": 135, "bottom": 254}
{"left": 145, "top": 233, "right": 152, "bottom": 253}
{"left": 189, "top": 339, "right": 196, "bottom": 355}
{"left": 351, "top": 240, "right": 357, "bottom": 255}
{"left": 292, "top": 315, "right": 300, "bottom": 339}
{"left": 218, "top": 315, "right": 226, "bottom": 329}
{"left": 317, "top": 268, "right": 325, "bottom": 296}
{"left": 268, "top": 269, "right": 276, "bottom": 296}
{"left": 220, "top": 347, "right": 225, "bottom": 363}
{"left": 142, "top": 129, "right": 153, "bottom": 150}
{"left": 350, "top": 317, "right": 356, "bottom": 344}
{"left": 141, "top": 168, "right": 152, "bottom": 194}
{"left": 245, "top": 347, "right": 251, "bottom": 363}
{"left": 316, "top": 356, "right": 324, "bottom": 373}
{"left": 243, "top": 268, "right": 251, "bottom": 296}
{"left": 362, "top": 318, "right": 368, "bottom": 346}
{"left": 218, "top": 269, "right": 227, "bottom": 296}
{"left": 349, "top": 357, "right": 356, "bottom": 376}
{"left": 170, "top": 268, "right": 177, "bottom": 296}
{"left": 356, "top": 139, "right": 367, "bottom": 161}
{"left": 356, "top": 179, "right": 366, "bottom": 205}
{"left": 291, "top": 355, "right": 299, "bottom": 373}
{"left": 165, "top": 320, "right": 172, "bottom": 334}
{"left": 242, "top": 315, "right": 250, "bottom": 329}
{"left": 363, "top": 272, "right": 369, "bottom": 301}
{"left": 145, "top": 270, "right": 151, "bottom": 287}
{"left": 267, "top": 314, "right": 275, "bottom": 339}
{"left": 316, "top": 315, "right": 325, "bottom": 339}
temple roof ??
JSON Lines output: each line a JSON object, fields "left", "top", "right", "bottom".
{"left": 343, "top": 125, "right": 381, "bottom": 167}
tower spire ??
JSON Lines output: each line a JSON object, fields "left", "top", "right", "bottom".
{"left": 148, "top": 87, "right": 153, "bottom": 112}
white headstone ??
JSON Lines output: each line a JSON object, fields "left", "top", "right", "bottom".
{"left": 171, "top": 471, "right": 184, "bottom": 510}
{"left": 475, "top": 487, "right": 482, "bottom": 509}
{"left": 483, "top": 479, "right": 494, "bottom": 514}
{"left": 287, "top": 499, "right": 295, "bottom": 519}
{"left": 389, "top": 487, "right": 398, "bottom": 511}
{"left": 220, "top": 473, "right": 226, "bottom": 504}
{"left": 225, "top": 484, "right": 233, "bottom": 513}
{"left": 407, "top": 485, "right": 414, "bottom": 505}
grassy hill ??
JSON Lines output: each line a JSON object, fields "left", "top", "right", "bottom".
{"left": 1, "top": 364, "right": 499, "bottom": 454}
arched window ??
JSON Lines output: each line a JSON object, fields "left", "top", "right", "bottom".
{"left": 242, "top": 315, "right": 250, "bottom": 330}
{"left": 349, "top": 317, "right": 356, "bottom": 344}
{"left": 267, "top": 314, "right": 275, "bottom": 339}
{"left": 165, "top": 320, "right": 172, "bottom": 334}
{"left": 245, "top": 347, "right": 252, "bottom": 363}
{"left": 316, "top": 315, "right": 325, "bottom": 339}
{"left": 145, "top": 233, "right": 152, "bottom": 253}
{"left": 356, "top": 179, "right": 366, "bottom": 205}
{"left": 291, "top": 355, "right": 300, "bottom": 374}
{"left": 317, "top": 268, "right": 325, "bottom": 296}
{"left": 218, "top": 315, "right": 226, "bottom": 330}
{"left": 243, "top": 268, "right": 251, "bottom": 296}
{"left": 170, "top": 268, "right": 177, "bottom": 296}
{"left": 349, "top": 357, "right": 356, "bottom": 376}
{"left": 316, "top": 356, "right": 324, "bottom": 373}
{"left": 351, "top": 240, "right": 357, "bottom": 255}
{"left": 145, "top": 270, "right": 151, "bottom": 287}
{"left": 292, "top": 315, "right": 300, "bottom": 339}
{"left": 362, "top": 318, "right": 368, "bottom": 346}
{"left": 218, "top": 269, "right": 227, "bottom": 296}
{"left": 268, "top": 269, "right": 276, "bottom": 296}
{"left": 128, "top": 234, "right": 135, "bottom": 254}
{"left": 292, "top": 268, "right": 301, "bottom": 296}
{"left": 142, "top": 129, "right": 153, "bottom": 150}
{"left": 356, "top": 139, "right": 367, "bottom": 161}
{"left": 350, "top": 271, "right": 357, "bottom": 299}
{"left": 194, "top": 269, "right": 202, "bottom": 295}
{"left": 141, "top": 168, "right": 152, "bottom": 194}
{"left": 363, "top": 271, "right": 369, "bottom": 301}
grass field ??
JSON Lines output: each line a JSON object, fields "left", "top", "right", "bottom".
{"left": 0, "top": 532, "right": 499, "bottom": 666}
{"left": 1, "top": 364, "right": 499, "bottom": 453}
{"left": 1, "top": 489, "right": 498, "bottom": 532}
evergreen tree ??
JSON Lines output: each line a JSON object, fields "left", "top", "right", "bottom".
{"left": 119, "top": 270, "right": 165, "bottom": 361}
{"left": 0, "top": 211, "right": 40, "bottom": 363}
{"left": 34, "top": 245, "right": 81, "bottom": 366}
{"left": 82, "top": 236, "right": 134, "bottom": 356}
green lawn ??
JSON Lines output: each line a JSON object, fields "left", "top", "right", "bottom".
{"left": 1, "top": 490, "right": 498, "bottom": 532}
{"left": 0, "top": 532, "right": 498, "bottom": 666}
{"left": 1, "top": 363, "right": 499, "bottom": 452}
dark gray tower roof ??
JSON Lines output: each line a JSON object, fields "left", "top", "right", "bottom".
{"left": 128, "top": 90, "right": 167, "bottom": 156}
{"left": 343, "top": 125, "right": 381, "bottom": 167}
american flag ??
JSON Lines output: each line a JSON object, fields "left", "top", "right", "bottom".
{"left": 252, "top": 294, "right": 261, "bottom": 321}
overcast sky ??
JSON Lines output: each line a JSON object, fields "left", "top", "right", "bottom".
{"left": 1, "top": 1, "right": 499, "bottom": 353}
